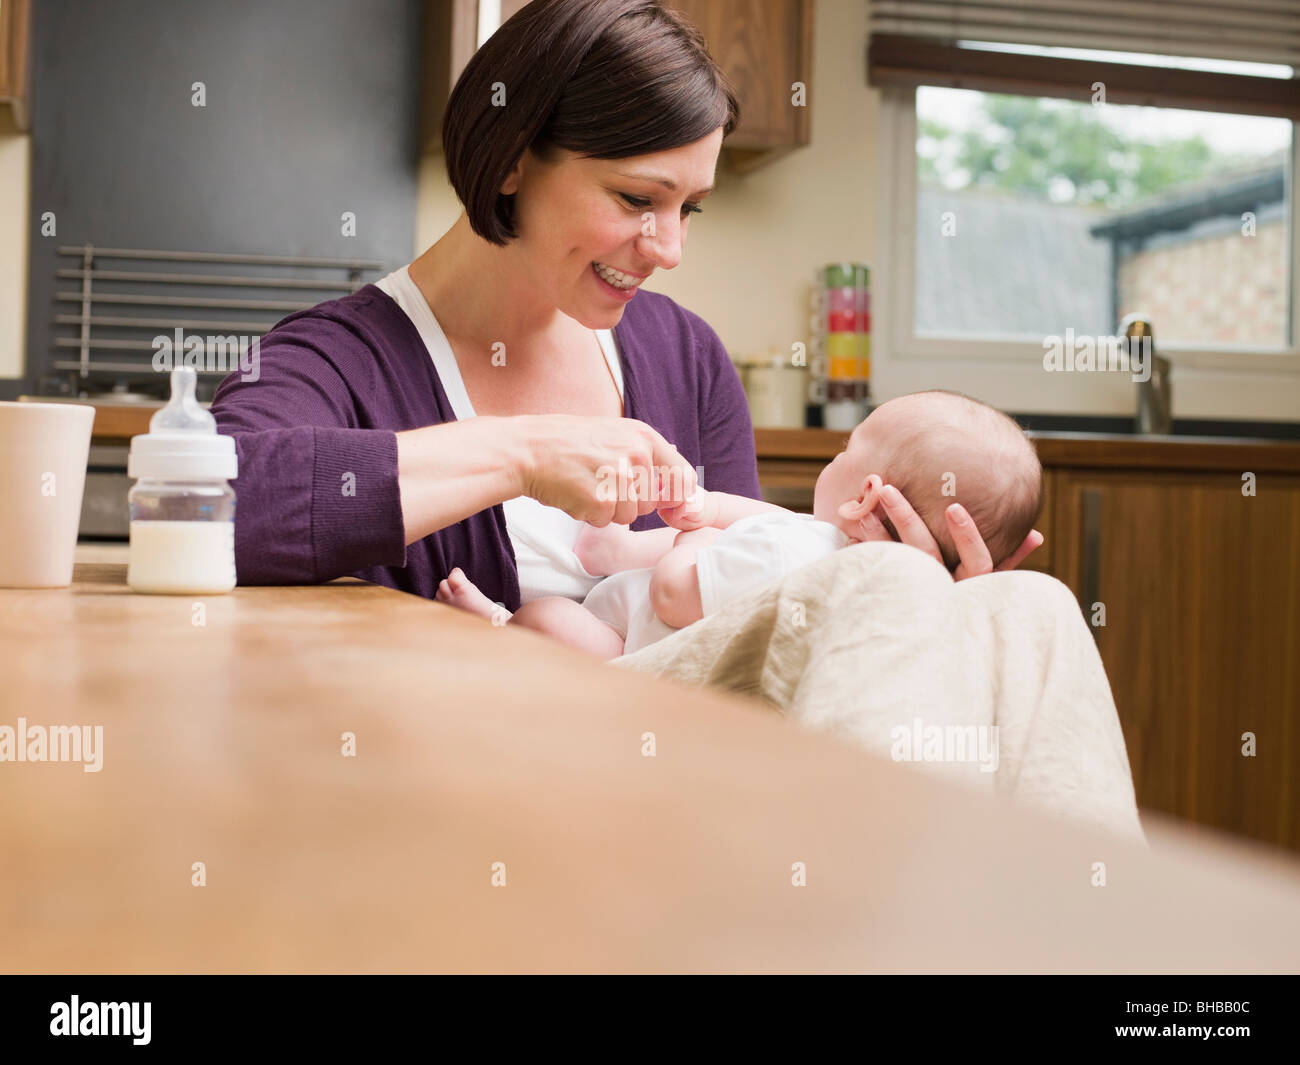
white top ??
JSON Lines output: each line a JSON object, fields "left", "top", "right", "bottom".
{"left": 582, "top": 511, "right": 851, "bottom": 655}
{"left": 375, "top": 266, "right": 625, "bottom": 604}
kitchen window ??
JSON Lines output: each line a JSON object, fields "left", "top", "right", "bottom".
{"left": 867, "top": 2, "right": 1300, "bottom": 420}
{"left": 915, "top": 81, "right": 1290, "bottom": 349}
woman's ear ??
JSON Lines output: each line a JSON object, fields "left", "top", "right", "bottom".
{"left": 500, "top": 153, "right": 526, "bottom": 196}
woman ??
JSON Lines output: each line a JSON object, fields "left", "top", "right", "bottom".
{"left": 210, "top": 0, "right": 1038, "bottom": 610}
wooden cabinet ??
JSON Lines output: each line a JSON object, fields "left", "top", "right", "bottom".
{"left": 755, "top": 428, "right": 1300, "bottom": 854}
{"left": 667, "top": 0, "right": 815, "bottom": 173}
{"left": 422, "top": 0, "right": 478, "bottom": 156}
{"left": 0, "top": 0, "right": 28, "bottom": 130}
{"left": 422, "top": 0, "right": 530, "bottom": 156}
{"left": 421, "top": 0, "right": 815, "bottom": 171}
{"left": 1052, "top": 459, "right": 1300, "bottom": 854}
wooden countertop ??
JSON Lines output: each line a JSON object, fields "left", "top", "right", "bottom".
{"left": 3, "top": 562, "right": 1300, "bottom": 972}
{"left": 86, "top": 402, "right": 162, "bottom": 440}
{"left": 49, "top": 401, "right": 1300, "bottom": 473}
{"left": 756, "top": 428, "right": 1300, "bottom": 473}
{"left": 14, "top": 398, "right": 162, "bottom": 441}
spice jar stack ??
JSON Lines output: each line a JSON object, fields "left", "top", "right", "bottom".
{"left": 809, "top": 263, "right": 870, "bottom": 430}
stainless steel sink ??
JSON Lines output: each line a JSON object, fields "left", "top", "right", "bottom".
{"left": 1015, "top": 418, "right": 1300, "bottom": 443}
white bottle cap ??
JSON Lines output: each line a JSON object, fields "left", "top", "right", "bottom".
{"left": 128, "top": 367, "right": 237, "bottom": 481}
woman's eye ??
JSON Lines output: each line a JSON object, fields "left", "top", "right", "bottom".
{"left": 620, "top": 194, "right": 703, "bottom": 216}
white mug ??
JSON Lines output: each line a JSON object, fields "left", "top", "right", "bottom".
{"left": 0, "top": 401, "right": 96, "bottom": 588}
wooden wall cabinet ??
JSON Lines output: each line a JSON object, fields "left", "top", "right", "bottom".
{"left": 668, "top": 0, "right": 815, "bottom": 173}
{"left": 421, "top": 0, "right": 529, "bottom": 156}
{"left": 0, "top": 0, "right": 29, "bottom": 130}
{"left": 755, "top": 428, "right": 1300, "bottom": 854}
{"left": 421, "top": 0, "right": 815, "bottom": 173}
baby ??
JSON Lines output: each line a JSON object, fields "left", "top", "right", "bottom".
{"left": 438, "top": 390, "right": 1042, "bottom": 659}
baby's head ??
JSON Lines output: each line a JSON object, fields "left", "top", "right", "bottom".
{"left": 813, "top": 391, "right": 1042, "bottom": 571}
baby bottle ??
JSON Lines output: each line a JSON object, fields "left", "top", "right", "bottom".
{"left": 126, "top": 366, "right": 237, "bottom": 594}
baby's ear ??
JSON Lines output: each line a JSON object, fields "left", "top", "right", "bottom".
{"left": 837, "top": 474, "right": 885, "bottom": 522}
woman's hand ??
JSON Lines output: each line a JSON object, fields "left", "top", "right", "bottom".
{"left": 867, "top": 482, "right": 1044, "bottom": 581}
{"left": 516, "top": 414, "right": 698, "bottom": 526}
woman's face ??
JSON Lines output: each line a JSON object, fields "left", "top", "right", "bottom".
{"left": 502, "top": 127, "right": 724, "bottom": 328}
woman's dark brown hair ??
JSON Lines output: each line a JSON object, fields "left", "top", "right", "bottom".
{"left": 442, "top": 0, "right": 740, "bottom": 246}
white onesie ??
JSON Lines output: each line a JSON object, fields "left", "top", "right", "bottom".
{"left": 582, "top": 510, "right": 852, "bottom": 655}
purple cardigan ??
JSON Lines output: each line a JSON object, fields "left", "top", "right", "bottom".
{"left": 209, "top": 284, "right": 761, "bottom": 609}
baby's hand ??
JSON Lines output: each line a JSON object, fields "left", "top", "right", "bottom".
{"left": 657, "top": 486, "right": 713, "bottom": 531}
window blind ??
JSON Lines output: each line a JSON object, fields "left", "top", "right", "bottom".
{"left": 868, "top": 0, "right": 1300, "bottom": 119}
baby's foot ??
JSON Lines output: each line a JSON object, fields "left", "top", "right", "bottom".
{"left": 436, "top": 567, "right": 504, "bottom": 621}
{"left": 574, "top": 521, "right": 631, "bottom": 576}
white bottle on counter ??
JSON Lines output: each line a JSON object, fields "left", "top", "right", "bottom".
{"left": 126, "top": 367, "right": 238, "bottom": 595}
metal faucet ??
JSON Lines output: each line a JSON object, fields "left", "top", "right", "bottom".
{"left": 1122, "top": 313, "right": 1172, "bottom": 435}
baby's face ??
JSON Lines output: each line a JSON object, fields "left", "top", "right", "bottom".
{"left": 811, "top": 401, "right": 900, "bottom": 537}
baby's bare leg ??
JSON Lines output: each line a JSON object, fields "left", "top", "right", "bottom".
{"left": 575, "top": 522, "right": 680, "bottom": 576}
{"left": 510, "top": 596, "right": 626, "bottom": 660}
{"left": 436, "top": 566, "right": 503, "bottom": 621}
{"left": 436, "top": 572, "right": 624, "bottom": 658}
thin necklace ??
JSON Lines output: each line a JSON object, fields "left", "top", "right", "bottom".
{"left": 595, "top": 329, "right": 623, "bottom": 415}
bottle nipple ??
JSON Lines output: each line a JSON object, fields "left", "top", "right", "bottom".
{"left": 150, "top": 366, "right": 215, "bottom": 434}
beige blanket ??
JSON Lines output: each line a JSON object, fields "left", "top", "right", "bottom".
{"left": 613, "top": 541, "right": 1145, "bottom": 844}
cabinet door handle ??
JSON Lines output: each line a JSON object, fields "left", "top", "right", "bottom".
{"left": 1081, "top": 488, "right": 1102, "bottom": 637}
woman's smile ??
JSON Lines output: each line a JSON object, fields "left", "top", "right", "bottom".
{"left": 590, "top": 260, "right": 643, "bottom": 301}
{"left": 592, "top": 260, "right": 648, "bottom": 286}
